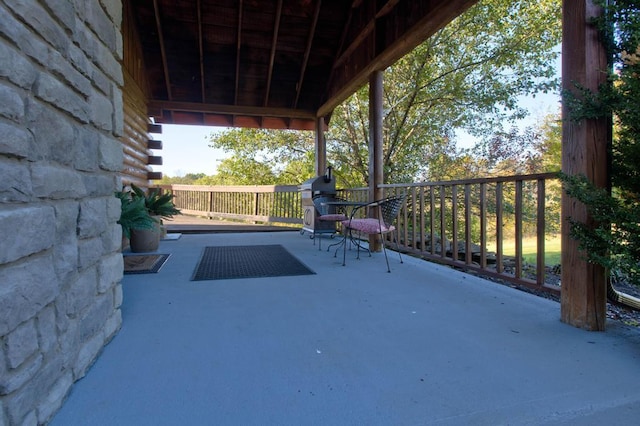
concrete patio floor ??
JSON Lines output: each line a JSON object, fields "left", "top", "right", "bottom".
{"left": 51, "top": 231, "right": 640, "bottom": 425}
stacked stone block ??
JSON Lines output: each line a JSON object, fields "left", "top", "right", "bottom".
{"left": 0, "top": 0, "right": 124, "bottom": 424}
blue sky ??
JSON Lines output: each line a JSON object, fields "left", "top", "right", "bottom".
{"left": 153, "top": 91, "right": 561, "bottom": 178}
{"left": 153, "top": 123, "right": 226, "bottom": 177}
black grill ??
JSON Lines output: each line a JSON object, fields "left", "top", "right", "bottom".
{"left": 300, "top": 168, "right": 337, "bottom": 236}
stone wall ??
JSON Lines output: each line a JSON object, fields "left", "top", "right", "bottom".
{"left": 0, "top": 0, "right": 124, "bottom": 424}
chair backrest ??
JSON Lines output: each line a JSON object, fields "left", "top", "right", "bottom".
{"left": 312, "top": 195, "right": 335, "bottom": 215}
{"left": 378, "top": 194, "right": 406, "bottom": 226}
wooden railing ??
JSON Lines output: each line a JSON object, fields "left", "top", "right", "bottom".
{"left": 381, "top": 173, "right": 561, "bottom": 295}
{"left": 159, "top": 172, "right": 561, "bottom": 294}
{"left": 157, "top": 184, "right": 302, "bottom": 225}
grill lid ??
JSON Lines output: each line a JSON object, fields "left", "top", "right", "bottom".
{"left": 300, "top": 175, "right": 335, "bottom": 192}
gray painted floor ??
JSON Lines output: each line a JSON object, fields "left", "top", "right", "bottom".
{"left": 52, "top": 232, "right": 640, "bottom": 425}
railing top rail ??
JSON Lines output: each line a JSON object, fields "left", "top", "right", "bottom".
{"left": 380, "top": 172, "right": 559, "bottom": 188}
{"left": 157, "top": 184, "right": 300, "bottom": 193}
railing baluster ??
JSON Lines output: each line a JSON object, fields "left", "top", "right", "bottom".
{"left": 411, "top": 186, "right": 417, "bottom": 250}
{"left": 419, "top": 186, "right": 425, "bottom": 254}
{"left": 515, "top": 180, "right": 523, "bottom": 279}
{"left": 440, "top": 185, "right": 446, "bottom": 259}
{"left": 464, "top": 184, "right": 472, "bottom": 265}
{"left": 537, "top": 179, "right": 546, "bottom": 286}
{"left": 430, "top": 187, "right": 436, "bottom": 256}
{"left": 480, "top": 182, "right": 487, "bottom": 269}
{"left": 451, "top": 185, "right": 458, "bottom": 262}
{"left": 496, "top": 182, "right": 503, "bottom": 274}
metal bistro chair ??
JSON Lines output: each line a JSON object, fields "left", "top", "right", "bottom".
{"left": 341, "top": 194, "right": 406, "bottom": 272}
{"left": 312, "top": 195, "right": 348, "bottom": 250}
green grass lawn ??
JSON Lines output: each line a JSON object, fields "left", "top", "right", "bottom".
{"left": 487, "top": 235, "right": 561, "bottom": 266}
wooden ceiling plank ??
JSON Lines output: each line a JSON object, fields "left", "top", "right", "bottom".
{"left": 323, "top": 3, "right": 356, "bottom": 108}
{"left": 152, "top": 0, "right": 172, "bottom": 101}
{"left": 264, "top": 0, "right": 283, "bottom": 107}
{"left": 197, "top": 0, "right": 205, "bottom": 102}
{"left": 293, "top": 0, "right": 322, "bottom": 109}
{"left": 235, "top": 0, "right": 243, "bottom": 105}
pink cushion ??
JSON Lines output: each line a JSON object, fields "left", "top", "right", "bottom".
{"left": 319, "top": 214, "right": 348, "bottom": 221}
{"left": 342, "top": 218, "right": 395, "bottom": 234}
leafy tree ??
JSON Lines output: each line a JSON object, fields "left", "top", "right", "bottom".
{"left": 561, "top": 0, "right": 640, "bottom": 286}
{"left": 473, "top": 126, "right": 542, "bottom": 175}
{"left": 327, "top": 0, "right": 561, "bottom": 185}
{"left": 158, "top": 173, "right": 208, "bottom": 185}
{"left": 211, "top": 157, "right": 278, "bottom": 185}
{"left": 208, "top": 128, "right": 316, "bottom": 184}
{"left": 533, "top": 113, "right": 563, "bottom": 172}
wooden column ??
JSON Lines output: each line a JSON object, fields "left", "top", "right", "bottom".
{"left": 315, "top": 117, "right": 326, "bottom": 176}
{"left": 560, "top": 0, "right": 608, "bottom": 330}
{"left": 369, "top": 70, "right": 384, "bottom": 251}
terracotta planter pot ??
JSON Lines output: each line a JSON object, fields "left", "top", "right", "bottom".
{"left": 129, "top": 223, "right": 160, "bottom": 253}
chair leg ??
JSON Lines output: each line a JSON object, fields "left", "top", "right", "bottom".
{"left": 393, "top": 231, "right": 403, "bottom": 264}
{"left": 342, "top": 228, "right": 349, "bottom": 266}
{"left": 380, "top": 232, "right": 391, "bottom": 273}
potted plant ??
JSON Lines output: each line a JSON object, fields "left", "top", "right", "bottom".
{"left": 124, "top": 184, "right": 181, "bottom": 253}
{"left": 115, "top": 189, "right": 155, "bottom": 251}
{"left": 130, "top": 184, "right": 181, "bottom": 238}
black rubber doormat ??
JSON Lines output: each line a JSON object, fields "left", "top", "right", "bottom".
{"left": 191, "top": 244, "right": 315, "bottom": 281}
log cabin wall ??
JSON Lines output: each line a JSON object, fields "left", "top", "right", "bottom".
{"left": 120, "top": 1, "right": 161, "bottom": 189}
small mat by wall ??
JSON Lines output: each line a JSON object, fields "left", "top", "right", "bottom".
{"left": 124, "top": 254, "right": 170, "bottom": 274}
{"left": 191, "top": 244, "right": 315, "bottom": 281}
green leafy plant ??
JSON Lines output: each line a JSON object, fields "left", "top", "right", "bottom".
{"left": 130, "top": 183, "right": 181, "bottom": 219}
{"left": 115, "top": 190, "right": 155, "bottom": 239}
{"left": 560, "top": 173, "right": 640, "bottom": 285}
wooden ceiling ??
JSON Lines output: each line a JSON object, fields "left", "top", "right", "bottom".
{"left": 128, "top": 0, "right": 478, "bottom": 130}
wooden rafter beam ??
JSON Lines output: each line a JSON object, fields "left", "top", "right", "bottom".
{"left": 332, "top": 20, "right": 375, "bottom": 71}
{"left": 148, "top": 100, "right": 316, "bottom": 120}
{"left": 323, "top": 0, "right": 358, "bottom": 106}
{"left": 234, "top": 0, "right": 243, "bottom": 107}
{"left": 377, "top": 0, "right": 401, "bottom": 18}
{"left": 197, "top": 0, "right": 205, "bottom": 102}
{"left": 293, "top": 0, "right": 322, "bottom": 109}
{"left": 332, "top": 0, "right": 400, "bottom": 71}
{"left": 152, "top": 0, "right": 172, "bottom": 100}
{"left": 264, "top": 0, "right": 283, "bottom": 107}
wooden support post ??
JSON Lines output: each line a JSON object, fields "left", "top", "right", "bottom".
{"left": 561, "top": 0, "right": 608, "bottom": 331}
{"left": 315, "top": 117, "right": 326, "bottom": 176}
{"left": 369, "top": 70, "right": 384, "bottom": 251}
